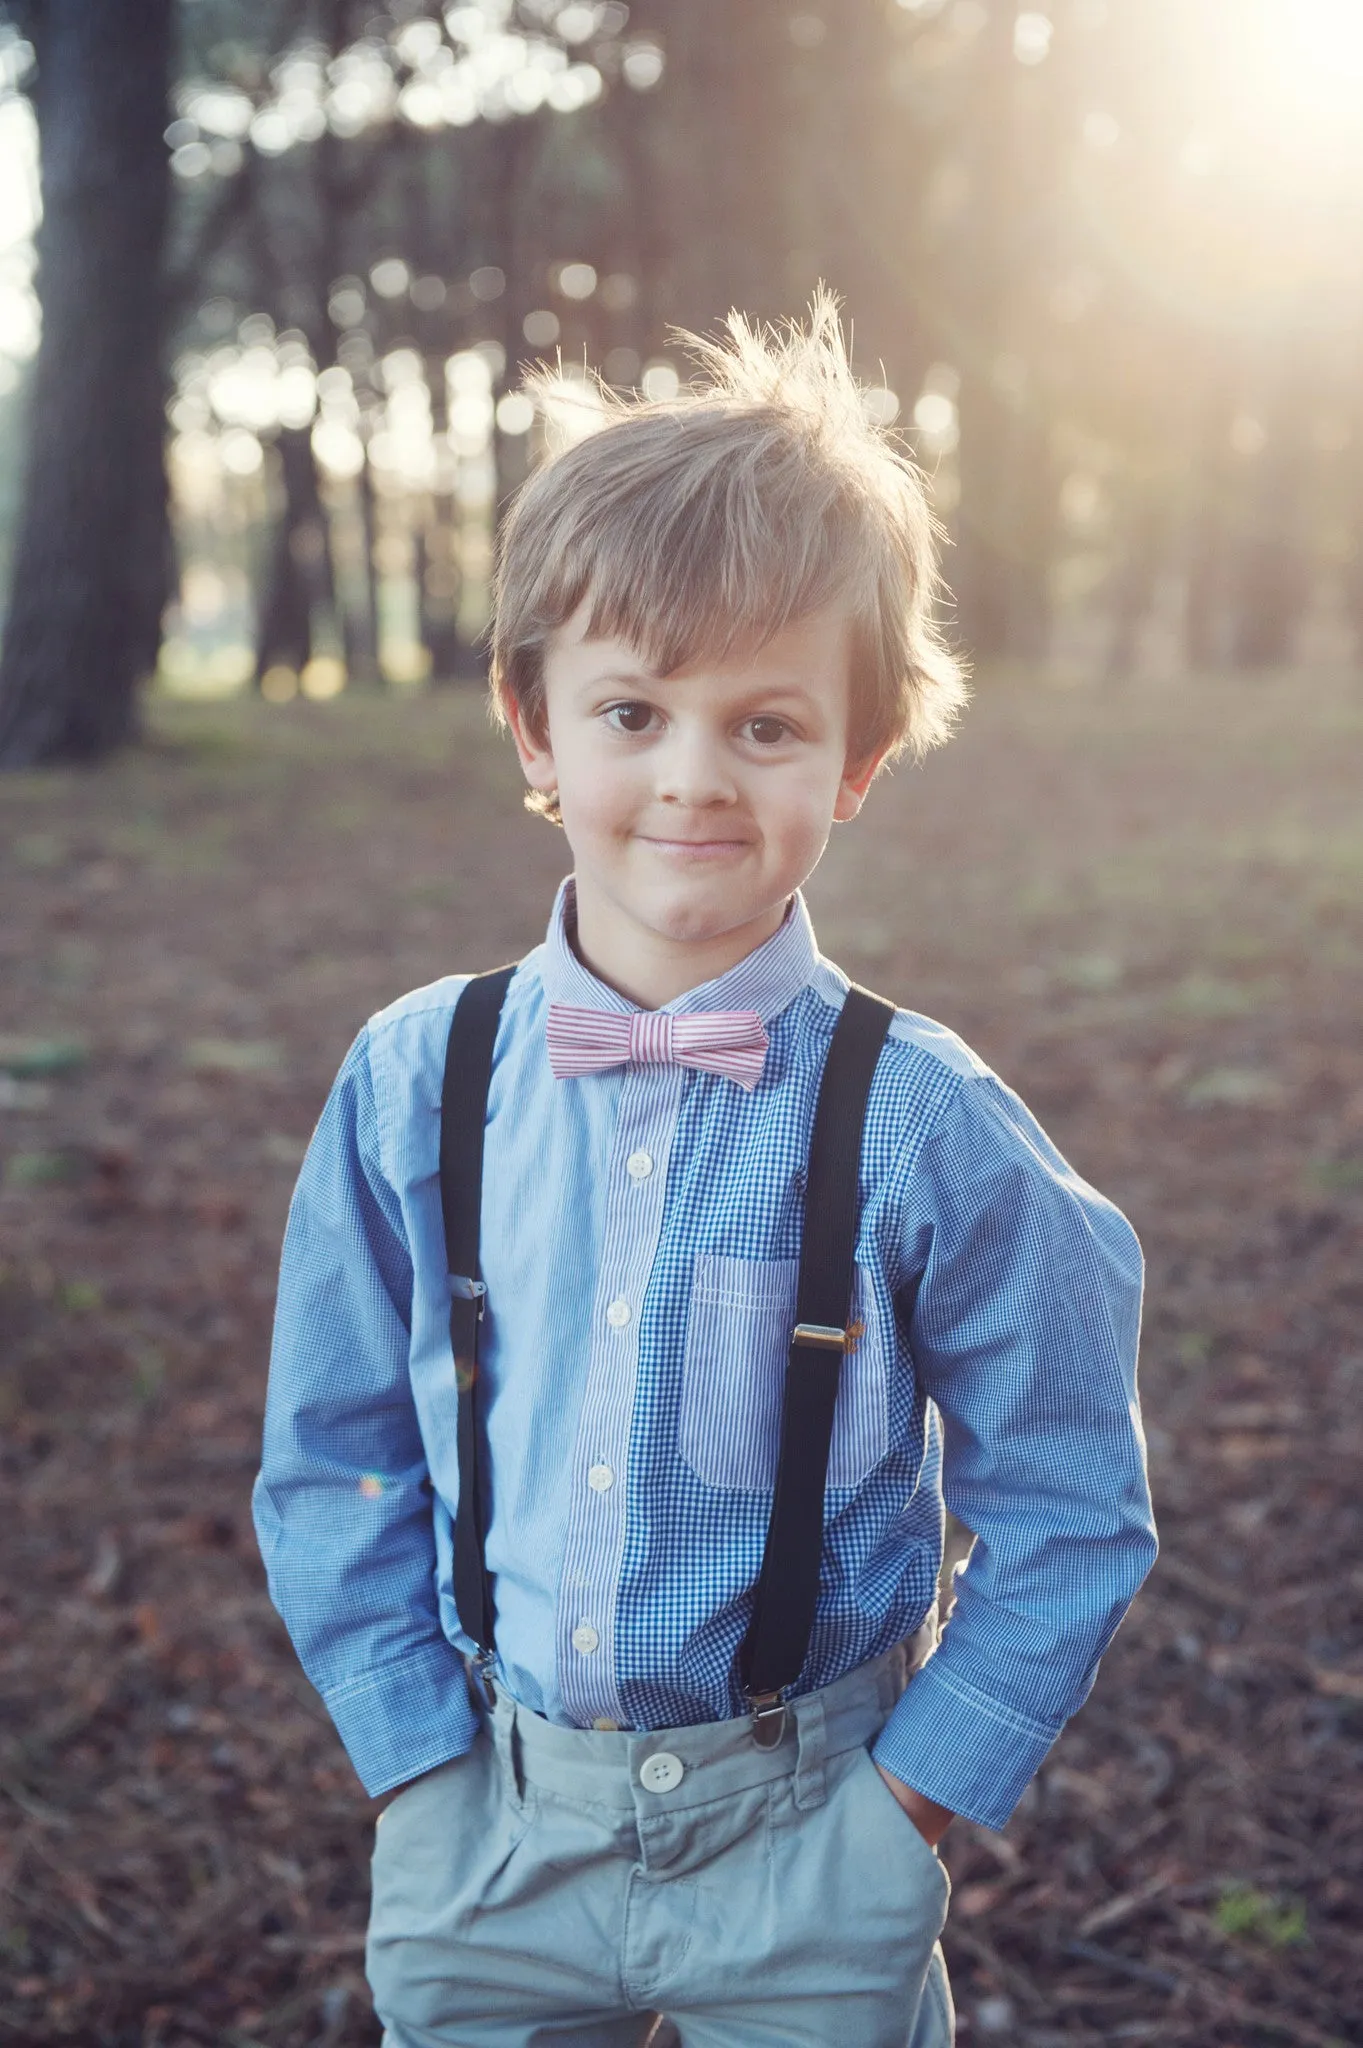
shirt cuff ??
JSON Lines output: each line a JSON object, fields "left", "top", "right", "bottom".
{"left": 871, "top": 1654, "right": 1062, "bottom": 1832}
{"left": 323, "top": 1641, "right": 480, "bottom": 1797}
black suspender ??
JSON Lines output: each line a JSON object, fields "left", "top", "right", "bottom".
{"left": 440, "top": 965, "right": 516, "bottom": 1698}
{"left": 438, "top": 971, "right": 894, "bottom": 1728}
{"left": 738, "top": 985, "right": 894, "bottom": 1737}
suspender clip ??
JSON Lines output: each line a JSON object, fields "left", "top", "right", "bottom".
{"left": 471, "top": 1648, "right": 497, "bottom": 1710}
{"left": 792, "top": 1321, "right": 854, "bottom": 1353}
{"left": 450, "top": 1275, "right": 488, "bottom": 1319}
{"left": 746, "top": 1688, "right": 788, "bottom": 1749}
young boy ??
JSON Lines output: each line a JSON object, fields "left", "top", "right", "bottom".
{"left": 253, "top": 300, "right": 1155, "bottom": 2048}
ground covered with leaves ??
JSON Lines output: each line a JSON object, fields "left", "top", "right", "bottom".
{"left": 2, "top": 673, "right": 1361, "bottom": 2048}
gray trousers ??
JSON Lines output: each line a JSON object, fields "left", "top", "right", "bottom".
{"left": 367, "top": 1639, "right": 954, "bottom": 2047}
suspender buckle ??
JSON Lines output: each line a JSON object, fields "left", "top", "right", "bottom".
{"left": 792, "top": 1321, "right": 858, "bottom": 1353}
{"left": 746, "top": 1688, "right": 788, "bottom": 1749}
{"left": 470, "top": 1648, "right": 497, "bottom": 1710}
{"left": 451, "top": 1275, "right": 488, "bottom": 1318}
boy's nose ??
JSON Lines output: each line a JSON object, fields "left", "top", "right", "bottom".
{"left": 653, "top": 733, "right": 736, "bottom": 808}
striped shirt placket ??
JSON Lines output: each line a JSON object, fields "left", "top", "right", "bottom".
{"left": 557, "top": 1058, "right": 685, "bottom": 1728}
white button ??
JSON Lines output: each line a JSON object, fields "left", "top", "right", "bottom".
{"left": 571, "top": 1621, "right": 600, "bottom": 1655}
{"left": 605, "top": 1297, "right": 631, "bottom": 1329}
{"left": 639, "top": 1751, "right": 685, "bottom": 1794}
{"left": 592, "top": 1717, "right": 620, "bottom": 1732}
{"left": 587, "top": 1463, "right": 615, "bottom": 1492}
{"left": 626, "top": 1149, "right": 654, "bottom": 1181}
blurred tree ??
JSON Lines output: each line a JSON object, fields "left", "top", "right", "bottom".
{"left": 637, "top": 0, "right": 788, "bottom": 328}
{"left": 255, "top": 423, "right": 342, "bottom": 682}
{"left": 950, "top": 2, "right": 1067, "bottom": 664}
{"left": 0, "top": 0, "right": 174, "bottom": 766}
{"left": 1232, "top": 436, "right": 1312, "bottom": 668}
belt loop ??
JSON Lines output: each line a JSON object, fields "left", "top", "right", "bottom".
{"left": 492, "top": 1693, "right": 525, "bottom": 1811}
{"left": 793, "top": 1690, "right": 827, "bottom": 1812}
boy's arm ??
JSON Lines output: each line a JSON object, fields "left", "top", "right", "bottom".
{"left": 872, "top": 1072, "right": 1157, "bottom": 1834}
{"left": 251, "top": 1028, "right": 479, "bottom": 1798}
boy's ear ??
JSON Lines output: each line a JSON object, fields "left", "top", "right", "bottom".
{"left": 833, "top": 747, "right": 886, "bottom": 823}
{"left": 506, "top": 694, "right": 558, "bottom": 798}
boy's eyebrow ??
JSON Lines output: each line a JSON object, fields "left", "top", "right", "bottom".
{"left": 585, "top": 675, "right": 824, "bottom": 711}
{"left": 589, "top": 667, "right": 662, "bottom": 689}
{"left": 582, "top": 658, "right": 824, "bottom": 694}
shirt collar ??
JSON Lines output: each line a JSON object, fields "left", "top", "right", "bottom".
{"left": 539, "top": 875, "right": 818, "bottom": 1027}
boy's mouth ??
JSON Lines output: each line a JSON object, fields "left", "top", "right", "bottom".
{"left": 640, "top": 835, "right": 752, "bottom": 860}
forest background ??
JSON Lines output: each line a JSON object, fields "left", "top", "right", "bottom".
{"left": 1, "top": 3, "right": 1361, "bottom": 2046}
{"left": 1, "top": 0, "right": 1360, "bottom": 743}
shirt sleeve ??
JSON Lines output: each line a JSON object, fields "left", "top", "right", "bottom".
{"left": 871, "top": 1072, "right": 1156, "bottom": 1830}
{"left": 251, "top": 1027, "right": 479, "bottom": 1796}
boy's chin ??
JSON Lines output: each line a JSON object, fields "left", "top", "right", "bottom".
{"left": 636, "top": 888, "right": 783, "bottom": 951}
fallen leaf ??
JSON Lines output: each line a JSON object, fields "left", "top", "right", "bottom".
{"left": 0, "top": 1035, "right": 88, "bottom": 1077}
{"left": 955, "top": 1881, "right": 1004, "bottom": 1919}
{"left": 183, "top": 1038, "right": 285, "bottom": 1075}
{"left": 1077, "top": 1867, "right": 1178, "bottom": 1937}
{"left": 1311, "top": 1666, "right": 1363, "bottom": 1702}
{"left": 1183, "top": 1066, "right": 1286, "bottom": 1108}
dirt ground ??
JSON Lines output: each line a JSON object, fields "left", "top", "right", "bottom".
{"left": 2, "top": 670, "right": 1361, "bottom": 2048}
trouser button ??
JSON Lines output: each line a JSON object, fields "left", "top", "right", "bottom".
{"left": 639, "top": 1751, "right": 684, "bottom": 1793}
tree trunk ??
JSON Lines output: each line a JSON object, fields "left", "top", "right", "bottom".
{"left": 353, "top": 453, "right": 382, "bottom": 683}
{"left": 638, "top": 0, "right": 790, "bottom": 328}
{"left": 1232, "top": 411, "right": 1310, "bottom": 669}
{"left": 254, "top": 428, "right": 338, "bottom": 683}
{"left": 0, "top": 0, "right": 174, "bottom": 767}
{"left": 951, "top": 6, "right": 1065, "bottom": 665}
{"left": 951, "top": 8, "right": 1019, "bottom": 663}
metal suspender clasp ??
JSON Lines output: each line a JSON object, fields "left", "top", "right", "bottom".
{"left": 745, "top": 1687, "right": 788, "bottom": 1749}
{"left": 792, "top": 1321, "right": 852, "bottom": 1353}
{"left": 450, "top": 1275, "right": 487, "bottom": 1315}
{"left": 449, "top": 1280, "right": 487, "bottom": 1396}
{"left": 470, "top": 1647, "right": 497, "bottom": 1710}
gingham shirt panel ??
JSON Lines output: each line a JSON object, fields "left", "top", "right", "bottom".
{"left": 254, "top": 880, "right": 1156, "bottom": 1824}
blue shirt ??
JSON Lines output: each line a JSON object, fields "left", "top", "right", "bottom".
{"left": 253, "top": 879, "right": 1155, "bottom": 1831}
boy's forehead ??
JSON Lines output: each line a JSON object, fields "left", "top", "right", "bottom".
{"left": 548, "top": 596, "right": 853, "bottom": 688}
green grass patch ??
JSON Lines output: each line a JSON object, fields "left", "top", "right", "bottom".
{"left": 1213, "top": 1885, "right": 1308, "bottom": 1949}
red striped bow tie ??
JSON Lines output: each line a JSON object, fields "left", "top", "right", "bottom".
{"left": 546, "top": 1003, "right": 769, "bottom": 1091}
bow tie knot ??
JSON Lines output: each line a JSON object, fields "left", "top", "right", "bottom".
{"left": 547, "top": 1002, "right": 768, "bottom": 1091}
{"left": 628, "top": 1011, "right": 678, "bottom": 1066}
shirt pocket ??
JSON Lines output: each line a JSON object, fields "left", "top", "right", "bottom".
{"left": 678, "top": 1253, "right": 890, "bottom": 1492}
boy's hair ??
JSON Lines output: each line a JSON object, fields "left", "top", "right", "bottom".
{"left": 489, "top": 291, "right": 967, "bottom": 813}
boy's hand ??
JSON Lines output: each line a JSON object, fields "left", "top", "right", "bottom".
{"left": 371, "top": 1759, "right": 455, "bottom": 1812}
{"left": 874, "top": 1762, "right": 955, "bottom": 1847}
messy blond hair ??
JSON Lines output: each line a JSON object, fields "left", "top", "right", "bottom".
{"left": 489, "top": 292, "right": 966, "bottom": 807}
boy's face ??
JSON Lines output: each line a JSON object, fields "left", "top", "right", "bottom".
{"left": 508, "top": 602, "right": 880, "bottom": 1005}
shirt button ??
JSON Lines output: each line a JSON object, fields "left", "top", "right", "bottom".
{"left": 626, "top": 1149, "right": 654, "bottom": 1181}
{"left": 639, "top": 1751, "right": 685, "bottom": 1794}
{"left": 592, "top": 1717, "right": 620, "bottom": 1732}
{"left": 587, "top": 1463, "right": 615, "bottom": 1492}
{"left": 605, "top": 1297, "right": 631, "bottom": 1329}
{"left": 571, "top": 1621, "right": 600, "bottom": 1655}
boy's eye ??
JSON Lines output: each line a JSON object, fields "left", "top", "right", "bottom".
{"left": 604, "top": 701, "right": 656, "bottom": 735}
{"left": 746, "top": 716, "right": 791, "bottom": 746}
